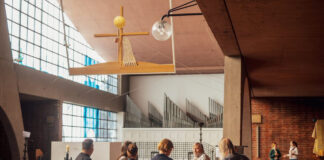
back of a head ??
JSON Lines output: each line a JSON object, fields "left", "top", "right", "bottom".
{"left": 127, "top": 143, "right": 138, "bottom": 157}
{"left": 82, "top": 139, "right": 94, "bottom": 151}
{"left": 219, "top": 138, "right": 235, "bottom": 157}
{"left": 158, "top": 138, "right": 174, "bottom": 153}
{"left": 122, "top": 141, "right": 132, "bottom": 153}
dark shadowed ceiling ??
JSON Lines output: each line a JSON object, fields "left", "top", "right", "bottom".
{"left": 60, "top": 0, "right": 224, "bottom": 74}
{"left": 198, "top": 0, "right": 324, "bottom": 97}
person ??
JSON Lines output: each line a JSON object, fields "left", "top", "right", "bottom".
{"left": 151, "top": 138, "right": 174, "bottom": 160}
{"left": 269, "top": 142, "right": 281, "bottom": 160}
{"left": 283, "top": 141, "right": 298, "bottom": 160}
{"left": 75, "top": 139, "right": 94, "bottom": 160}
{"left": 118, "top": 141, "right": 132, "bottom": 159}
{"left": 218, "top": 138, "right": 249, "bottom": 160}
{"left": 118, "top": 142, "right": 138, "bottom": 160}
{"left": 193, "top": 142, "right": 210, "bottom": 160}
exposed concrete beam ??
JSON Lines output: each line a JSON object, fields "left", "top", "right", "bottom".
{"left": 196, "top": 0, "right": 241, "bottom": 56}
{"left": 15, "top": 65, "right": 124, "bottom": 112}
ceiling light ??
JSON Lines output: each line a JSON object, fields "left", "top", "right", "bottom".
{"left": 152, "top": 20, "right": 172, "bottom": 41}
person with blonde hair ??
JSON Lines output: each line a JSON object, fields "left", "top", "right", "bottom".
{"left": 193, "top": 142, "right": 210, "bottom": 160}
{"left": 151, "top": 138, "right": 174, "bottom": 160}
{"left": 269, "top": 142, "right": 281, "bottom": 160}
{"left": 218, "top": 138, "right": 249, "bottom": 160}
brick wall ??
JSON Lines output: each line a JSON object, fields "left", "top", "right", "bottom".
{"left": 21, "top": 100, "right": 62, "bottom": 160}
{"left": 251, "top": 98, "right": 324, "bottom": 160}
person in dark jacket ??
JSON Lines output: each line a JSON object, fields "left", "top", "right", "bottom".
{"left": 75, "top": 139, "right": 94, "bottom": 160}
{"left": 218, "top": 138, "right": 249, "bottom": 160}
{"left": 151, "top": 138, "right": 174, "bottom": 160}
{"left": 269, "top": 142, "right": 281, "bottom": 160}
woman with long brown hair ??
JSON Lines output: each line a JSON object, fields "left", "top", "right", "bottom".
{"left": 118, "top": 142, "right": 138, "bottom": 160}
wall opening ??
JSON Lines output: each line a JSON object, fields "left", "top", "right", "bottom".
{"left": 0, "top": 106, "right": 20, "bottom": 160}
{"left": 20, "top": 94, "right": 61, "bottom": 160}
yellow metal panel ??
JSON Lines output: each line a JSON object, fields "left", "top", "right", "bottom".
{"left": 69, "top": 61, "right": 175, "bottom": 75}
{"left": 252, "top": 114, "right": 262, "bottom": 124}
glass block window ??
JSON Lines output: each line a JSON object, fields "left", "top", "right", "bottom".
{"left": 62, "top": 103, "right": 117, "bottom": 142}
{"left": 4, "top": 0, "right": 118, "bottom": 94}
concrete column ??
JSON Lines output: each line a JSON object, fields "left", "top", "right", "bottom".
{"left": 0, "top": 0, "right": 25, "bottom": 158}
{"left": 224, "top": 56, "right": 252, "bottom": 158}
{"left": 223, "top": 56, "right": 242, "bottom": 145}
{"left": 117, "top": 112, "right": 125, "bottom": 141}
{"left": 242, "top": 77, "right": 252, "bottom": 158}
{"left": 120, "top": 75, "right": 130, "bottom": 110}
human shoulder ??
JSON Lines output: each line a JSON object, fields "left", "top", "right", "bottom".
{"left": 239, "top": 154, "right": 249, "bottom": 160}
{"left": 204, "top": 154, "right": 210, "bottom": 160}
{"left": 75, "top": 152, "right": 91, "bottom": 160}
{"left": 223, "top": 153, "right": 249, "bottom": 160}
{"left": 197, "top": 153, "right": 209, "bottom": 160}
{"left": 152, "top": 154, "right": 172, "bottom": 160}
{"left": 233, "top": 153, "right": 249, "bottom": 160}
{"left": 119, "top": 155, "right": 127, "bottom": 160}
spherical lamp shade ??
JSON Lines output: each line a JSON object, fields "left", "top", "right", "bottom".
{"left": 152, "top": 20, "right": 172, "bottom": 41}
{"left": 114, "top": 16, "right": 126, "bottom": 28}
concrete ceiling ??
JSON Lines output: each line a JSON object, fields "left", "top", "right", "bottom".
{"left": 198, "top": 0, "right": 324, "bottom": 97}
{"left": 60, "top": 0, "right": 224, "bottom": 74}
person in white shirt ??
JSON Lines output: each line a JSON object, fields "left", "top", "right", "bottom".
{"left": 193, "top": 143, "right": 210, "bottom": 160}
{"left": 284, "top": 141, "right": 298, "bottom": 160}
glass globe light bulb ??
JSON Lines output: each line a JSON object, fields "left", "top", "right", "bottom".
{"left": 152, "top": 20, "right": 172, "bottom": 41}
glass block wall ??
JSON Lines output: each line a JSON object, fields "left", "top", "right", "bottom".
{"left": 4, "top": 0, "right": 118, "bottom": 94}
{"left": 62, "top": 103, "right": 117, "bottom": 142}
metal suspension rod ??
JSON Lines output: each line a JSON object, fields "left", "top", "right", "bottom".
{"left": 59, "top": 0, "right": 71, "bottom": 70}
{"left": 169, "top": 0, "right": 196, "bottom": 14}
{"left": 161, "top": 0, "right": 202, "bottom": 20}
{"left": 161, "top": 13, "right": 203, "bottom": 21}
{"left": 169, "top": 3, "right": 198, "bottom": 14}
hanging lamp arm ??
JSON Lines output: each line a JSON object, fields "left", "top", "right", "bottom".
{"left": 59, "top": 0, "right": 71, "bottom": 70}
{"left": 161, "top": 13, "right": 203, "bottom": 21}
{"left": 161, "top": 0, "right": 202, "bottom": 21}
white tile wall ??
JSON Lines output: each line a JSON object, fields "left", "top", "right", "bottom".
{"left": 122, "top": 128, "right": 223, "bottom": 146}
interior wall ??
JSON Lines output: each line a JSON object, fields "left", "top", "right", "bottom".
{"left": 0, "top": 0, "right": 25, "bottom": 158}
{"left": 251, "top": 98, "right": 324, "bottom": 160}
{"left": 122, "top": 128, "right": 223, "bottom": 146}
{"left": 51, "top": 142, "right": 122, "bottom": 160}
{"left": 129, "top": 74, "right": 224, "bottom": 116}
{"left": 21, "top": 100, "right": 62, "bottom": 160}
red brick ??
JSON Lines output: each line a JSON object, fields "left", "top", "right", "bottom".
{"left": 251, "top": 98, "right": 324, "bottom": 160}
